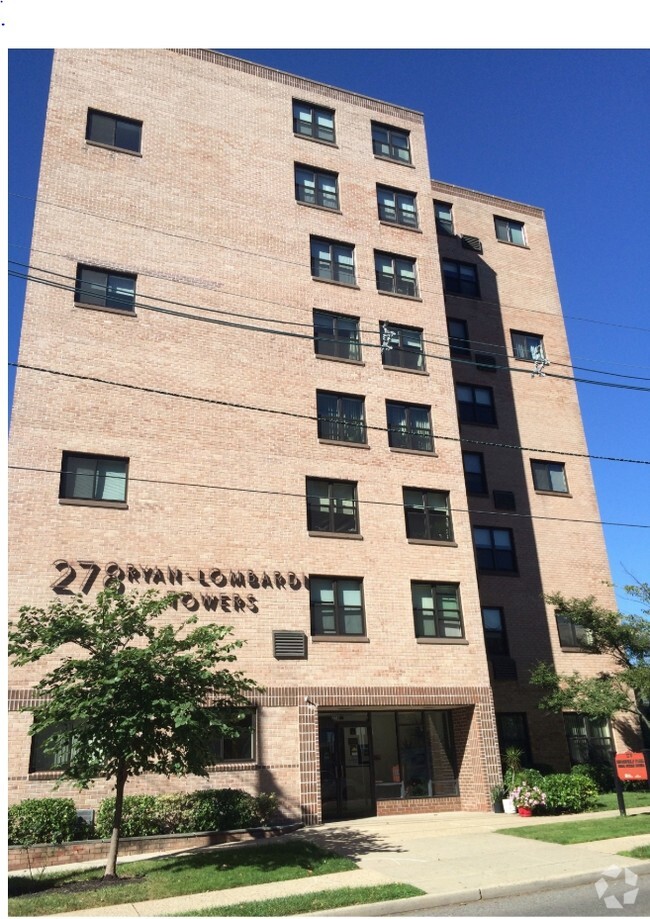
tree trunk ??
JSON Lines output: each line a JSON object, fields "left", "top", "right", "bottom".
{"left": 104, "top": 761, "right": 127, "bottom": 878}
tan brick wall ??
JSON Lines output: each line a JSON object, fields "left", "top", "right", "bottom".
{"left": 8, "top": 50, "right": 633, "bottom": 821}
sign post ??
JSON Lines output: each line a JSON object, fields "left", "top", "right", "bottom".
{"left": 613, "top": 752, "right": 649, "bottom": 817}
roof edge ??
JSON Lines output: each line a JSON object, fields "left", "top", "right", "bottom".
{"left": 431, "top": 179, "right": 545, "bottom": 219}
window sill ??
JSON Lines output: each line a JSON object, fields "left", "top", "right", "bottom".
{"left": 315, "top": 353, "right": 364, "bottom": 366}
{"left": 458, "top": 420, "right": 498, "bottom": 429}
{"left": 86, "top": 140, "right": 142, "bottom": 157}
{"left": 477, "top": 568, "right": 519, "bottom": 577}
{"left": 312, "top": 277, "right": 360, "bottom": 290}
{"left": 377, "top": 290, "right": 422, "bottom": 302}
{"left": 496, "top": 239, "right": 529, "bottom": 250}
{"left": 309, "top": 531, "right": 363, "bottom": 540}
{"left": 379, "top": 220, "right": 422, "bottom": 233}
{"left": 416, "top": 637, "right": 469, "bottom": 645}
{"left": 29, "top": 771, "right": 65, "bottom": 781}
{"left": 373, "top": 154, "right": 415, "bottom": 168}
{"left": 382, "top": 364, "right": 428, "bottom": 376}
{"left": 443, "top": 292, "right": 482, "bottom": 302}
{"left": 560, "top": 646, "right": 594, "bottom": 654}
{"left": 206, "top": 762, "right": 258, "bottom": 771}
{"left": 297, "top": 200, "right": 342, "bottom": 216}
{"left": 534, "top": 489, "right": 572, "bottom": 498}
{"left": 294, "top": 133, "right": 338, "bottom": 149}
{"left": 75, "top": 301, "right": 137, "bottom": 317}
{"left": 389, "top": 447, "right": 437, "bottom": 457}
{"left": 407, "top": 539, "right": 457, "bottom": 547}
{"left": 312, "top": 635, "right": 369, "bottom": 643}
{"left": 318, "top": 439, "right": 370, "bottom": 449}
{"left": 59, "top": 498, "right": 129, "bottom": 509}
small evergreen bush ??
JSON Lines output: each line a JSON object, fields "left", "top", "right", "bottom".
{"left": 541, "top": 772, "right": 599, "bottom": 813}
{"left": 8, "top": 797, "right": 83, "bottom": 846}
{"left": 571, "top": 762, "right": 615, "bottom": 792}
{"left": 95, "top": 789, "right": 280, "bottom": 838}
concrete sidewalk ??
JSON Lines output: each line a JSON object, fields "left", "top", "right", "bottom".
{"left": 15, "top": 808, "right": 650, "bottom": 917}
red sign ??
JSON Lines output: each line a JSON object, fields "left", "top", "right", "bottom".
{"left": 615, "top": 752, "right": 648, "bottom": 782}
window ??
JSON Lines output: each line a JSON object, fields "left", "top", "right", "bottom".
{"left": 371, "top": 122, "right": 411, "bottom": 163}
{"left": 295, "top": 165, "right": 339, "bottom": 209}
{"left": 75, "top": 265, "right": 136, "bottom": 312}
{"left": 493, "top": 490, "right": 516, "bottom": 511}
{"left": 206, "top": 710, "right": 255, "bottom": 763}
{"left": 496, "top": 713, "right": 532, "bottom": 766}
{"left": 375, "top": 252, "right": 418, "bottom": 297}
{"left": 512, "top": 331, "right": 545, "bottom": 362}
{"left": 473, "top": 527, "right": 517, "bottom": 572}
{"left": 447, "top": 318, "right": 470, "bottom": 357}
{"left": 386, "top": 402, "right": 433, "bottom": 452}
{"left": 306, "top": 478, "right": 359, "bottom": 534}
{"left": 462, "top": 451, "right": 487, "bottom": 494}
{"left": 556, "top": 613, "right": 593, "bottom": 649}
{"left": 564, "top": 714, "right": 613, "bottom": 766}
{"left": 313, "top": 311, "right": 361, "bottom": 361}
{"left": 482, "top": 607, "right": 509, "bottom": 656}
{"left": 29, "top": 722, "right": 75, "bottom": 773}
{"left": 381, "top": 323, "right": 425, "bottom": 371}
{"left": 442, "top": 259, "right": 480, "bottom": 298}
{"left": 456, "top": 384, "right": 496, "bottom": 425}
{"left": 310, "top": 237, "right": 356, "bottom": 286}
{"left": 317, "top": 392, "right": 366, "bottom": 444}
{"left": 411, "top": 582, "right": 464, "bottom": 639}
{"left": 60, "top": 452, "right": 128, "bottom": 504}
{"left": 310, "top": 577, "right": 365, "bottom": 636}
{"left": 293, "top": 100, "right": 335, "bottom": 143}
{"left": 531, "top": 460, "right": 569, "bottom": 494}
{"left": 377, "top": 186, "right": 418, "bottom": 228}
{"left": 403, "top": 488, "right": 453, "bottom": 542}
{"left": 434, "top": 201, "right": 454, "bottom": 235}
{"left": 495, "top": 217, "right": 526, "bottom": 246}
{"left": 86, "top": 109, "right": 142, "bottom": 153}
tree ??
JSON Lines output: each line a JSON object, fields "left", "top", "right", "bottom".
{"left": 530, "top": 583, "right": 650, "bottom": 737}
{"left": 8, "top": 585, "right": 262, "bottom": 878}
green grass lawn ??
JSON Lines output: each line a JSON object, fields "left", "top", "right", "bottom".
{"left": 618, "top": 844, "right": 650, "bottom": 859}
{"left": 174, "top": 883, "right": 425, "bottom": 916}
{"left": 8, "top": 840, "right": 357, "bottom": 917}
{"left": 498, "top": 813, "right": 650, "bottom": 845}
{"left": 597, "top": 790, "right": 650, "bottom": 810}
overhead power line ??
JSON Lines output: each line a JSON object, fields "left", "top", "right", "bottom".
{"left": 9, "top": 267, "right": 650, "bottom": 394}
{"left": 9, "top": 463, "right": 650, "bottom": 530}
{"left": 8, "top": 190, "right": 650, "bottom": 336}
{"left": 9, "top": 361, "right": 650, "bottom": 466}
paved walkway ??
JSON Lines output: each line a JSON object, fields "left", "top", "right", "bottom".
{"left": 13, "top": 808, "right": 650, "bottom": 917}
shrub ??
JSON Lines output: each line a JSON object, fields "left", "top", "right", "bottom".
{"left": 518, "top": 768, "right": 544, "bottom": 787}
{"left": 95, "top": 795, "right": 164, "bottom": 839}
{"left": 571, "top": 762, "right": 615, "bottom": 792}
{"left": 541, "top": 772, "right": 599, "bottom": 814}
{"left": 8, "top": 797, "right": 84, "bottom": 846}
{"left": 95, "top": 789, "right": 280, "bottom": 838}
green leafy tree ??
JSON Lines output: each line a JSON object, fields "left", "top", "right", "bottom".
{"left": 530, "top": 583, "right": 650, "bottom": 735}
{"left": 8, "top": 585, "right": 262, "bottom": 878}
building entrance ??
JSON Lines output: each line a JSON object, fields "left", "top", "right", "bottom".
{"left": 318, "top": 713, "right": 374, "bottom": 820}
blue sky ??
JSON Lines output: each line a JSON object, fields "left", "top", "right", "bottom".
{"left": 7, "top": 48, "right": 650, "bottom": 612}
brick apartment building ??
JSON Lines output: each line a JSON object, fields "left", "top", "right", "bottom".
{"left": 8, "top": 49, "right": 630, "bottom": 824}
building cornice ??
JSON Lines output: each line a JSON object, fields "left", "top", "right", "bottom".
{"left": 170, "top": 49, "right": 425, "bottom": 125}
{"left": 431, "top": 179, "right": 545, "bottom": 219}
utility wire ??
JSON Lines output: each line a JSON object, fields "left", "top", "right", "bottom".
{"left": 9, "top": 463, "right": 650, "bottom": 530}
{"left": 8, "top": 190, "right": 650, "bottom": 336}
{"left": 9, "top": 268, "right": 650, "bottom": 394}
{"left": 9, "top": 361, "right": 650, "bottom": 466}
{"left": 10, "top": 258, "right": 650, "bottom": 381}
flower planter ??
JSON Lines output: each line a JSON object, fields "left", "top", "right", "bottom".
{"left": 518, "top": 806, "right": 533, "bottom": 817}
{"left": 502, "top": 798, "right": 517, "bottom": 814}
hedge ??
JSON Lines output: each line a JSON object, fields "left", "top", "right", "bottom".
{"left": 8, "top": 797, "right": 89, "bottom": 846}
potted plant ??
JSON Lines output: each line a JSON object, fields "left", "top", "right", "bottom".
{"left": 512, "top": 783, "right": 547, "bottom": 817}
{"left": 501, "top": 746, "right": 523, "bottom": 814}
{"left": 490, "top": 784, "right": 506, "bottom": 813}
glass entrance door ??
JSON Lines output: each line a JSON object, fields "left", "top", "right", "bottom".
{"left": 319, "top": 714, "right": 374, "bottom": 820}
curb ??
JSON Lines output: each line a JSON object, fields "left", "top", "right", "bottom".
{"left": 302, "top": 861, "right": 650, "bottom": 916}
